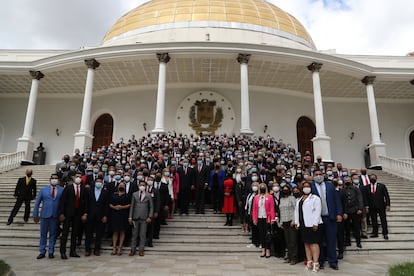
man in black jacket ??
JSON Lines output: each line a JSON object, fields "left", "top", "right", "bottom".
{"left": 368, "top": 174, "right": 391, "bottom": 240}
{"left": 7, "top": 169, "right": 37, "bottom": 225}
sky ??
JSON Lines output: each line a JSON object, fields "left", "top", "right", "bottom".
{"left": 0, "top": 0, "right": 412, "bottom": 56}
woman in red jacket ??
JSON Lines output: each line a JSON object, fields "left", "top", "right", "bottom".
{"left": 222, "top": 171, "right": 236, "bottom": 226}
{"left": 252, "top": 183, "right": 276, "bottom": 258}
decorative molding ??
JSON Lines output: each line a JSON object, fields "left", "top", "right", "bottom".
{"left": 29, "top": 70, "right": 44, "bottom": 80}
{"left": 84, "top": 58, "right": 100, "bottom": 69}
{"left": 361, "top": 76, "right": 376, "bottom": 85}
{"left": 237, "top": 53, "right": 251, "bottom": 64}
{"left": 157, "top": 53, "right": 171, "bottom": 64}
{"left": 307, "top": 62, "right": 323, "bottom": 73}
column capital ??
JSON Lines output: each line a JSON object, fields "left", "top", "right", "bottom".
{"left": 84, "top": 58, "right": 100, "bottom": 69}
{"left": 410, "top": 79, "right": 414, "bottom": 85}
{"left": 307, "top": 62, "right": 323, "bottom": 72}
{"left": 157, "top": 53, "right": 171, "bottom": 63}
{"left": 361, "top": 76, "right": 376, "bottom": 85}
{"left": 237, "top": 53, "right": 251, "bottom": 64}
{"left": 29, "top": 70, "right": 44, "bottom": 80}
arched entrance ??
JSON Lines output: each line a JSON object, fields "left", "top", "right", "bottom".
{"left": 296, "top": 116, "right": 316, "bottom": 157}
{"left": 92, "top": 113, "right": 113, "bottom": 150}
{"left": 410, "top": 130, "right": 414, "bottom": 158}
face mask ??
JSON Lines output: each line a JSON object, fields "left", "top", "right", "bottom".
{"left": 147, "top": 181, "right": 154, "bottom": 186}
{"left": 93, "top": 168, "right": 99, "bottom": 174}
{"left": 124, "top": 176, "right": 131, "bottom": 182}
{"left": 352, "top": 179, "right": 360, "bottom": 185}
{"left": 50, "top": 179, "right": 58, "bottom": 186}
{"left": 327, "top": 171, "right": 333, "bottom": 176}
{"left": 87, "top": 171, "right": 93, "bottom": 175}
{"left": 118, "top": 187, "right": 125, "bottom": 192}
{"left": 125, "top": 165, "right": 130, "bottom": 170}
{"left": 272, "top": 186, "right": 280, "bottom": 192}
{"left": 102, "top": 167, "right": 107, "bottom": 172}
{"left": 282, "top": 189, "right": 290, "bottom": 195}
{"left": 345, "top": 182, "right": 352, "bottom": 186}
{"left": 108, "top": 171, "right": 115, "bottom": 176}
{"left": 342, "top": 172, "right": 348, "bottom": 176}
{"left": 370, "top": 178, "right": 376, "bottom": 183}
{"left": 252, "top": 186, "right": 258, "bottom": 192}
{"left": 155, "top": 176, "right": 162, "bottom": 182}
{"left": 74, "top": 177, "right": 82, "bottom": 184}
{"left": 293, "top": 192, "right": 301, "bottom": 198}
{"left": 27, "top": 173, "right": 33, "bottom": 178}
{"left": 164, "top": 172, "right": 170, "bottom": 177}
{"left": 236, "top": 168, "right": 242, "bottom": 173}
{"left": 114, "top": 175, "right": 121, "bottom": 181}
{"left": 303, "top": 187, "right": 311, "bottom": 195}
{"left": 197, "top": 160, "right": 203, "bottom": 165}
{"left": 297, "top": 170, "right": 302, "bottom": 174}
{"left": 285, "top": 178, "right": 291, "bottom": 183}
{"left": 95, "top": 182, "right": 103, "bottom": 189}
{"left": 251, "top": 176, "right": 258, "bottom": 182}
{"left": 70, "top": 166, "right": 76, "bottom": 171}
{"left": 139, "top": 185, "right": 146, "bottom": 192}
{"left": 314, "top": 175, "right": 324, "bottom": 183}
{"left": 260, "top": 188, "right": 266, "bottom": 194}
{"left": 137, "top": 175, "right": 143, "bottom": 180}
{"left": 183, "top": 163, "right": 188, "bottom": 168}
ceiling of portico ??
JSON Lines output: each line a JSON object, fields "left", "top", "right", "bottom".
{"left": 0, "top": 55, "right": 413, "bottom": 99}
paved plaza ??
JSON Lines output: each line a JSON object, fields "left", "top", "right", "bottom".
{"left": 1, "top": 249, "right": 412, "bottom": 275}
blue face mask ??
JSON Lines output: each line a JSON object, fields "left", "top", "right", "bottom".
{"left": 115, "top": 175, "right": 121, "bottom": 181}
{"left": 95, "top": 182, "right": 103, "bottom": 189}
{"left": 93, "top": 168, "right": 99, "bottom": 174}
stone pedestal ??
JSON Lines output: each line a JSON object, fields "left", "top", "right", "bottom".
{"left": 312, "top": 135, "right": 332, "bottom": 162}
{"left": 368, "top": 142, "right": 387, "bottom": 169}
{"left": 73, "top": 132, "right": 94, "bottom": 153}
{"left": 16, "top": 137, "right": 35, "bottom": 162}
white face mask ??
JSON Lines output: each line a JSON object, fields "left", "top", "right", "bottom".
{"left": 314, "top": 175, "right": 324, "bottom": 184}
{"left": 303, "top": 187, "right": 311, "bottom": 195}
{"left": 252, "top": 186, "right": 258, "bottom": 192}
{"left": 137, "top": 175, "right": 143, "bottom": 180}
{"left": 124, "top": 176, "right": 131, "bottom": 182}
{"left": 252, "top": 176, "right": 258, "bottom": 182}
{"left": 139, "top": 185, "right": 146, "bottom": 192}
{"left": 50, "top": 179, "right": 58, "bottom": 186}
{"left": 74, "top": 177, "right": 82, "bottom": 184}
{"left": 147, "top": 181, "right": 154, "bottom": 186}
{"left": 272, "top": 186, "right": 280, "bottom": 192}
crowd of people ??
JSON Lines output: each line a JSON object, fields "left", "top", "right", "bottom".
{"left": 7, "top": 133, "right": 391, "bottom": 272}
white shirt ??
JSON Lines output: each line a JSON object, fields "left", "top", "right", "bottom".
{"left": 258, "top": 195, "right": 267, "bottom": 219}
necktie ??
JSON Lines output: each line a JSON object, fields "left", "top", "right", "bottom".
{"left": 364, "top": 176, "right": 369, "bottom": 186}
{"left": 372, "top": 184, "right": 376, "bottom": 194}
{"left": 140, "top": 191, "right": 144, "bottom": 201}
{"left": 320, "top": 184, "right": 328, "bottom": 216}
{"left": 52, "top": 187, "right": 56, "bottom": 200}
{"left": 75, "top": 185, "right": 80, "bottom": 208}
{"left": 184, "top": 168, "right": 187, "bottom": 175}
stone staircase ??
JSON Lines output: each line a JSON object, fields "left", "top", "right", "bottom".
{"left": 0, "top": 165, "right": 413, "bottom": 255}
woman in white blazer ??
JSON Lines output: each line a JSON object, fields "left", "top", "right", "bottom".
{"left": 294, "top": 181, "right": 322, "bottom": 273}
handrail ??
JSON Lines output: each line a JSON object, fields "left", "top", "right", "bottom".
{"left": 0, "top": 151, "right": 25, "bottom": 173}
{"left": 379, "top": 156, "right": 414, "bottom": 181}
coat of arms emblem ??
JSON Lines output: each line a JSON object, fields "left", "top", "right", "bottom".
{"left": 189, "top": 99, "right": 223, "bottom": 135}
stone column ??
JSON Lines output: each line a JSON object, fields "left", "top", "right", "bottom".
{"left": 238, "top": 53, "right": 254, "bottom": 135}
{"left": 307, "top": 62, "right": 332, "bottom": 162}
{"left": 362, "top": 76, "right": 386, "bottom": 168}
{"left": 74, "top": 59, "right": 100, "bottom": 153}
{"left": 17, "top": 70, "right": 44, "bottom": 162}
{"left": 152, "top": 53, "right": 170, "bottom": 134}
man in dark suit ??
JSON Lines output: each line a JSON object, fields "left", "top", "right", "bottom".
{"left": 368, "top": 174, "right": 391, "bottom": 240}
{"left": 7, "top": 168, "right": 37, "bottom": 225}
{"left": 84, "top": 178, "right": 109, "bottom": 256}
{"left": 194, "top": 157, "right": 209, "bottom": 214}
{"left": 177, "top": 159, "right": 195, "bottom": 215}
{"left": 145, "top": 176, "right": 160, "bottom": 247}
{"left": 311, "top": 169, "right": 343, "bottom": 270}
{"left": 59, "top": 171, "right": 87, "bottom": 259}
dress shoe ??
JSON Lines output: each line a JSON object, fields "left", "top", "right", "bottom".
{"left": 70, "top": 252, "right": 80, "bottom": 258}
{"left": 384, "top": 235, "right": 389, "bottom": 240}
{"left": 148, "top": 243, "right": 153, "bottom": 248}
{"left": 84, "top": 251, "right": 91, "bottom": 257}
{"left": 129, "top": 251, "right": 135, "bottom": 256}
{"left": 48, "top": 253, "right": 54, "bottom": 259}
{"left": 345, "top": 241, "right": 351, "bottom": 246}
{"left": 6, "top": 219, "right": 12, "bottom": 225}
{"left": 94, "top": 250, "right": 100, "bottom": 256}
{"left": 370, "top": 234, "right": 379, "bottom": 238}
{"left": 61, "top": 253, "right": 68, "bottom": 260}
{"left": 24, "top": 219, "right": 28, "bottom": 223}
{"left": 138, "top": 251, "right": 144, "bottom": 257}
{"left": 290, "top": 260, "right": 298, "bottom": 265}
{"left": 329, "top": 264, "right": 339, "bottom": 270}
{"left": 357, "top": 243, "right": 362, "bottom": 248}
{"left": 161, "top": 221, "right": 168, "bottom": 225}
{"left": 36, "top": 253, "right": 46, "bottom": 259}
{"left": 337, "top": 252, "right": 344, "bottom": 259}
{"left": 361, "top": 234, "right": 368, "bottom": 239}
{"left": 153, "top": 236, "right": 160, "bottom": 240}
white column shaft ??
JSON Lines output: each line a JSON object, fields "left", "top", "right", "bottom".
{"left": 79, "top": 68, "right": 95, "bottom": 134}
{"left": 240, "top": 63, "right": 251, "bottom": 132}
{"left": 312, "top": 71, "right": 326, "bottom": 137}
{"left": 366, "top": 84, "right": 382, "bottom": 144}
{"left": 153, "top": 61, "right": 167, "bottom": 133}
{"left": 22, "top": 79, "right": 40, "bottom": 139}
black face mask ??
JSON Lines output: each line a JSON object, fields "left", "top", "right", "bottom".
{"left": 155, "top": 176, "right": 161, "bottom": 182}
{"left": 118, "top": 188, "right": 125, "bottom": 192}
{"left": 293, "top": 192, "right": 301, "bottom": 198}
{"left": 282, "top": 189, "right": 290, "bottom": 196}
{"left": 345, "top": 182, "right": 352, "bottom": 186}
{"left": 143, "top": 172, "right": 149, "bottom": 177}
{"left": 370, "top": 178, "right": 376, "bottom": 183}
{"left": 26, "top": 174, "right": 32, "bottom": 178}
{"left": 260, "top": 188, "right": 266, "bottom": 194}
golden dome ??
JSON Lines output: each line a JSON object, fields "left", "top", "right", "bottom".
{"left": 102, "top": 0, "right": 315, "bottom": 49}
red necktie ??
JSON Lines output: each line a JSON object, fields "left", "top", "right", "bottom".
{"left": 184, "top": 168, "right": 187, "bottom": 175}
{"left": 365, "top": 176, "right": 369, "bottom": 186}
{"left": 75, "top": 185, "right": 80, "bottom": 208}
{"left": 52, "top": 187, "right": 56, "bottom": 200}
{"left": 371, "top": 184, "right": 375, "bottom": 194}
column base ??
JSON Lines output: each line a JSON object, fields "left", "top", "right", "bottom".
{"left": 151, "top": 128, "right": 165, "bottom": 135}
{"left": 240, "top": 129, "right": 254, "bottom": 136}
{"left": 368, "top": 142, "right": 386, "bottom": 169}
{"left": 16, "top": 137, "right": 35, "bottom": 162}
{"left": 312, "top": 135, "right": 332, "bottom": 162}
{"left": 73, "top": 132, "right": 94, "bottom": 153}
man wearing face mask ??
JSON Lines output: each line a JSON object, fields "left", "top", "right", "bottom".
{"left": 368, "top": 174, "right": 390, "bottom": 240}
{"left": 194, "top": 157, "right": 209, "bottom": 214}
{"left": 145, "top": 176, "right": 160, "bottom": 247}
{"left": 59, "top": 171, "right": 87, "bottom": 259}
{"left": 311, "top": 169, "right": 343, "bottom": 270}
{"left": 339, "top": 176, "right": 363, "bottom": 249}
{"left": 7, "top": 168, "right": 37, "bottom": 225}
{"left": 33, "top": 174, "right": 63, "bottom": 259}
{"left": 178, "top": 159, "right": 196, "bottom": 215}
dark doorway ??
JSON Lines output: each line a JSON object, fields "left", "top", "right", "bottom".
{"left": 410, "top": 130, "right": 414, "bottom": 158}
{"left": 92, "top": 113, "right": 113, "bottom": 151}
{"left": 296, "top": 116, "right": 316, "bottom": 157}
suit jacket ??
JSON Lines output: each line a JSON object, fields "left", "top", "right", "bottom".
{"left": 208, "top": 169, "right": 225, "bottom": 190}
{"left": 368, "top": 182, "right": 390, "bottom": 210}
{"left": 59, "top": 184, "right": 87, "bottom": 217}
{"left": 85, "top": 187, "right": 109, "bottom": 221}
{"left": 311, "top": 181, "right": 343, "bottom": 221}
{"left": 252, "top": 194, "right": 275, "bottom": 223}
{"left": 14, "top": 176, "right": 37, "bottom": 200}
{"left": 129, "top": 191, "right": 154, "bottom": 220}
{"left": 125, "top": 181, "right": 138, "bottom": 198}
{"left": 177, "top": 166, "right": 196, "bottom": 190}
{"left": 146, "top": 186, "right": 160, "bottom": 213}
{"left": 195, "top": 165, "right": 209, "bottom": 187}
{"left": 33, "top": 185, "right": 64, "bottom": 219}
